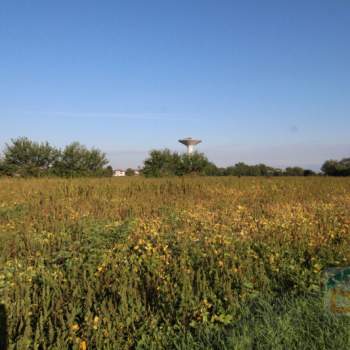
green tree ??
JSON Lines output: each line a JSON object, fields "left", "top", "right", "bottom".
{"left": 255, "top": 164, "right": 278, "bottom": 176}
{"left": 303, "top": 169, "right": 316, "bottom": 176}
{"left": 321, "top": 160, "right": 339, "bottom": 176}
{"left": 224, "top": 163, "right": 282, "bottom": 176}
{"left": 0, "top": 159, "right": 7, "bottom": 176}
{"left": 103, "top": 165, "right": 114, "bottom": 177}
{"left": 125, "top": 168, "right": 135, "bottom": 176}
{"left": 179, "top": 152, "right": 217, "bottom": 176}
{"left": 225, "top": 162, "right": 251, "bottom": 176}
{"left": 142, "top": 149, "right": 182, "bottom": 177}
{"left": 53, "top": 142, "right": 109, "bottom": 177}
{"left": 284, "top": 167, "right": 305, "bottom": 176}
{"left": 2, "top": 137, "right": 59, "bottom": 176}
{"left": 322, "top": 158, "right": 350, "bottom": 176}
{"left": 142, "top": 150, "right": 217, "bottom": 177}
{"left": 340, "top": 158, "right": 350, "bottom": 176}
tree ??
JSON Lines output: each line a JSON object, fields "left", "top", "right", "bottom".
{"left": 179, "top": 152, "right": 217, "bottom": 176}
{"left": 53, "top": 142, "right": 109, "bottom": 177}
{"left": 0, "top": 137, "right": 113, "bottom": 177}
{"left": 0, "top": 159, "right": 7, "bottom": 176}
{"left": 321, "top": 160, "right": 339, "bottom": 176}
{"left": 225, "top": 162, "right": 257, "bottom": 176}
{"left": 340, "top": 158, "right": 350, "bottom": 176}
{"left": 284, "top": 167, "right": 305, "bottom": 176}
{"left": 225, "top": 162, "right": 246, "bottom": 176}
{"left": 2, "top": 137, "right": 59, "bottom": 176}
{"left": 224, "top": 163, "right": 283, "bottom": 176}
{"left": 104, "top": 165, "right": 114, "bottom": 177}
{"left": 125, "top": 168, "right": 135, "bottom": 176}
{"left": 303, "top": 169, "right": 316, "bottom": 176}
{"left": 142, "top": 149, "right": 182, "bottom": 177}
{"left": 322, "top": 158, "right": 350, "bottom": 176}
{"left": 142, "top": 149, "right": 217, "bottom": 177}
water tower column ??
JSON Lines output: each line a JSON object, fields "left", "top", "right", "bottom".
{"left": 178, "top": 137, "right": 202, "bottom": 155}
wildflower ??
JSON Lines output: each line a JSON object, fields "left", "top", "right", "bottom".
{"left": 70, "top": 323, "right": 80, "bottom": 332}
{"left": 93, "top": 316, "right": 99, "bottom": 330}
{"left": 79, "top": 340, "right": 87, "bottom": 350}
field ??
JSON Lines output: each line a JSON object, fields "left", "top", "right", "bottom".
{"left": 1, "top": 177, "right": 350, "bottom": 349}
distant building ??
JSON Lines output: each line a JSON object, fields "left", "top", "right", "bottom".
{"left": 113, "top": 169, "right": 126, "bottom": 177}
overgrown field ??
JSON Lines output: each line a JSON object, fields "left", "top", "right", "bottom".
{"left": 1, "top": 177, "right": 350, "bottom": 349}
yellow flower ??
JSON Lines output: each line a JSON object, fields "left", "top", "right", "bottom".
{"left": 70, "top": 323, "right": 80, "bottom": 332}
{"left": 79, "top": 340, "right": 87, "bottom": 350}
{"left": 93, "top": 316, "right": 99, "bottom": 330}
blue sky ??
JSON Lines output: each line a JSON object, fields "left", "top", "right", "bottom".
{"left": 1, "top": 0, "right": 349, "bottom": 170}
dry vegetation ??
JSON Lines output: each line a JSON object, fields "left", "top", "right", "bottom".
{"left": 1, "top": 177, "right": 350, "bottom": 349}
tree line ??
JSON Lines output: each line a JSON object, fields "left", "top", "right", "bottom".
{"left": 0, "top": 137, "right": 112, "bottom": 177}
{"left": 0, "top": 137, "right": 349, "bottom": 177}
{"left": 142, "top": 149, "right": 318, "bottom": 177}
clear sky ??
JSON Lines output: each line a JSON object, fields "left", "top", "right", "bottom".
{"left": 1, "top": 0, "right": 349, "bottom": 170}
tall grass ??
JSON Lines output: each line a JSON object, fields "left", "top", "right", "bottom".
{"left": 0, "top": 177, "right": 350, "bottom": 349}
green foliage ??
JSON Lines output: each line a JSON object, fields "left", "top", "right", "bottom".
{"left": 142, "top": 153, "right": 321, "bottom": 178}
{"left": 303, "top": 169, "right": 316, "bottom": 176}
{"left": 1, "top": 138, "right": 348, "bottom": 179}
{"left": 53, "top": 142, "right": 109, "bottom": 177}
{"left": 0, "top": 177, "right": 350, "bottom": 348}
{"left": 2, "top": 137, "right": 59, "bottom": 176}
{"left": 0, "top": 137, "right": 112, "bottom": 178}
{"left": 142, "top": 149, "right": 184, "bottom": 177}
{"left": 0, "top": 159, "right": 15, "bottom": 176}
{"left": 125, "top": 168, "right": 135, "bottom": 176}
{"left": 322, "top": 158, "right": 350, "bottom": 176}
{"left": 284, "top": 166, "right": 305, "bottom": 176}
{"left": 178, "top": 152, "right": 218, "bottom": 176}
{"left": 104, "top": 165, "right": 114, "bottom": 177}
{"left": 224, "top": 162, "right": 280, "bottom": 176}
{"left": 142, "top": 149, "right": 218, "bottom": 177}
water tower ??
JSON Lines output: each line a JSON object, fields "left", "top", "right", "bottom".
{"left": 178, "top": 137, "right": 202, "bottom": 155}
